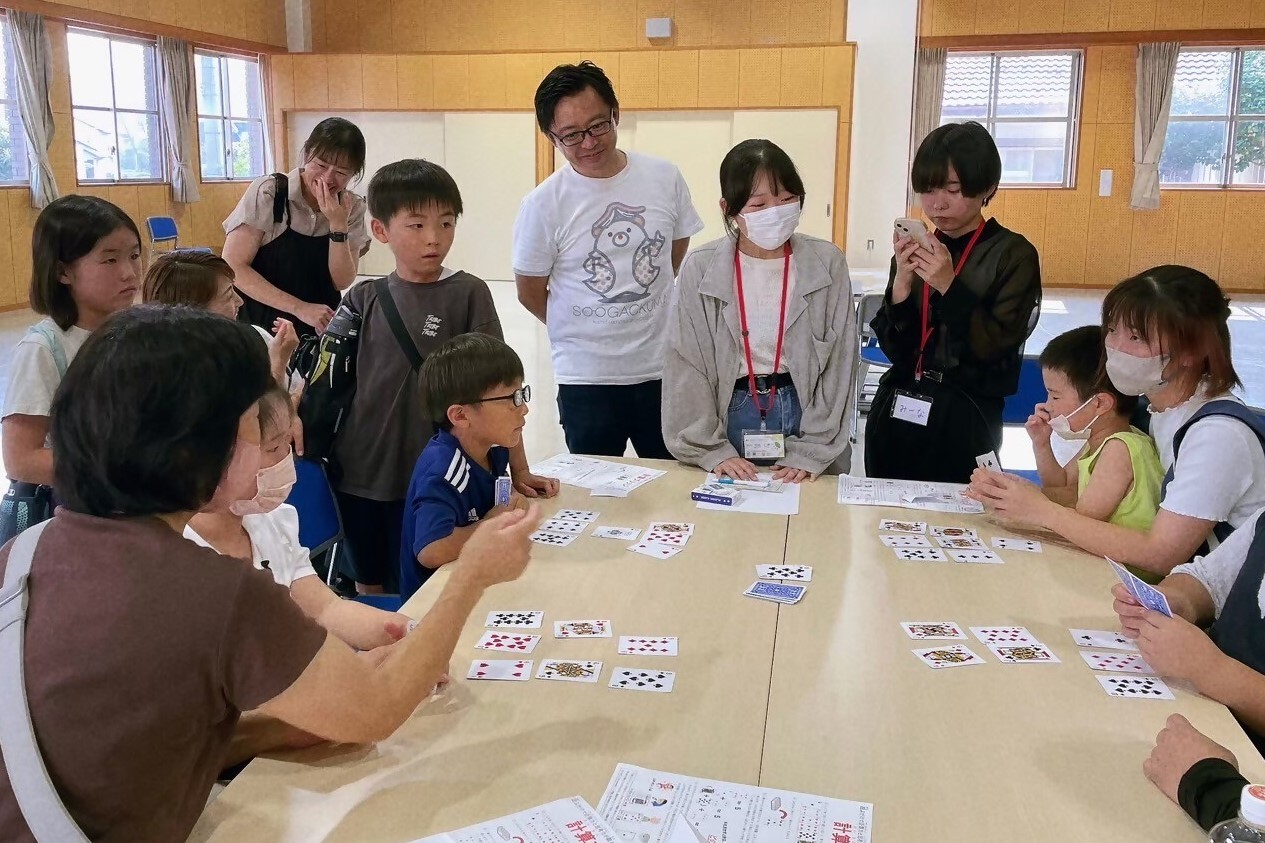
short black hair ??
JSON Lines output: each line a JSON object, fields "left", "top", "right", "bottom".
{"left": 368, "top": 159, "right": 464, "bottom": 223}
{"left": 534, "top": 61, "right": 619, "bottom": 135}
{"left": 302, "top": 117, "right": 367, "bottom": 178}
{"left": 1038, "top": 325, "right": 1137, "bottom": 415}
{"left": 50, "top": 305, "right": 273, "bottom": 517}
{"left": 911, "top": 121, "right": 1002, "bottom": 203}
{"left": 719, "top": 139, "right": 806, "bottom": 238}
{"left": 31, "top": 195, "right": 141, "bottom": 330}
{"left": 422, "top": 333, "right": 525, "bottom": 431}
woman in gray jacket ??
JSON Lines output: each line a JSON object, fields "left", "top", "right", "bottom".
{"left": 662, "top": 140, "right": 857, "bottom": 483}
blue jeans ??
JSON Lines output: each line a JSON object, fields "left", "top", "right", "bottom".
{"left": 725, "top": 383, "right": 803, "bottom": 464}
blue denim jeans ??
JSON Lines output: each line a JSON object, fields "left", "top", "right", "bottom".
{"left": 725, "top": 383, "right": 803, "bottom": 464}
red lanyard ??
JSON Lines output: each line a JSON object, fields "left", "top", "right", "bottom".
{"left": 915, "top": 219, "right": 987, "bottom": 381}
{"left": 734, "top": 243, "right": 792, "bottom": 422}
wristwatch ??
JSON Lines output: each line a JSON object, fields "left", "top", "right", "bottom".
{"left": 328, "top": 230, "right": 348, "bottom": 243}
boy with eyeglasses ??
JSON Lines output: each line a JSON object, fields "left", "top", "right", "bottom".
{"left": 512, "top": 61, "right": 704, "bottom": 460}
{"left": 399, "top": 333, "right": 541, "bottom": 600}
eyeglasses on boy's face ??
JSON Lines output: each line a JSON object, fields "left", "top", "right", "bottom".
{"left": 467, "top": 385, "right": 532, "bottom": 408}
{"left": 552, "top": 117, "right": 614, "bottom": 148}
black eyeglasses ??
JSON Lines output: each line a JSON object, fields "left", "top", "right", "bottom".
{"left": 467, "top": 385, "right": 532, "bottom": 408}
{"left": 553, "top": 118, "right": 614, "bottom": 148}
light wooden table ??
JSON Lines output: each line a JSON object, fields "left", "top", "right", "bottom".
{"left": 191, "top": 462, "right": 1265, "bottom": 842}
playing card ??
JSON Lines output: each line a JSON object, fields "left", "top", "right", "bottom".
{"left": 1069, "top": 628, "right": 1139, "bottom": 652}
{"left": 539, "top": 518, "right": 588, "bottom": 534}
{"left": 744, "top": 581, "right": 806, "bottom": 603}
{"left": 913, "top": 645, "right": 985, "bottom": 669}
{"left": 592, "top": 526, "right": 641, "bottom": 541}
{"left": 930, "top": 526, "right": 978, "bottom": 539}
{"left": 976, "top": 451, "right": 1001, "bottom": 470}
{"left": 881, "top": 534, "right": 932, "bottom": 548}
{"left": 1108, "top": 559, "right": 1174, "bottom": 618}
{"left": 618, "top": 636, "right": 678, "bottom": 656}
{"left": 608, "top": 667, "right": 675, "bottom": 692}
{"left": 643, "top": 530, "right": 688, "bottom": 546}
{"left": 466, "top": 659, "right": 533, "bottom": 681}
{"left": 553, "top": 619, "right": 612, "bottom": 638}
{"left": 992, "top": 537, "right": 1043, "bottom": 553}
{"left": 936, "top": 536, "right": 986, "bottom": 550}
{"left": 628, "top": 541, "right": 682, "bottom": 560}
{"left": 755, "top": 564, "right": 813, "bottom": 582}
{"left": 530, "top": 531, "right": 578, "bottom": 547}
{"left": 475, "top": 631, "right": 541, "bottom": 653}
{"left": 879, "top": 519, "right": 926, "bottom": 534}
{"left": 970, "top": 626, "right": 1038, "bottom": 645}
{"left": 485, "top": 610, "right": 544, "bottom": 629}
{"left": 948, "top": 549, "right": 1004, "bottom": 564}
{"left": 1080, "top": 650, "right": 1155, "bottom": 674}
{"left": 554, "top": 509, "right": 598, "bottom": 523}
{"left": 893, "top": 547, "right": 947, "bottom": 561}
{"left": 900, "top": 621, "right": 967, "bottom": 640}
{"left": 536, "top": 659, "right": 603, "bottom": 683}
{"left": 1097, "top": 675, "right": 1175, "bottom": 700}
{"left": 647, "top": 521, "right": 694, "bottom": 536}
{"left": 989, "top": 642, "right": 1061, "bottom": 664}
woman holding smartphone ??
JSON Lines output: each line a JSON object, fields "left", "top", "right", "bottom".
{"left": 865, "top": 121, "right": 1042, "bottom": 483}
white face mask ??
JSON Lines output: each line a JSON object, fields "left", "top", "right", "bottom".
{"left": 231, "top": 452, "right": 297, "bottom": 517}
{"left": 1049, "top": 397, "right": 1103, "bottom": 442}
{"left": 1105, "top": 347, "right": 1169, "bottom": 397}
{"left": 740, "top": 202, "right": 801, "bottom": 251}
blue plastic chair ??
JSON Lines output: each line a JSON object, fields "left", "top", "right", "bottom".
{"left": 285, "top": 458, "right": 344, "bottom": 562}
{"left": 145, "top": 216, "right": 211, "bottom": 263}
{"left": 1002, "top": 355, "right": 1046, "bottom": 425}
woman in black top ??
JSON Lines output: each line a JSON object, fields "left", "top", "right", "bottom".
{"left": 865, "top": 121, "right": 1042, "bottom": 483}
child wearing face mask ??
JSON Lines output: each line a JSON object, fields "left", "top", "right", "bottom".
{"left": 1027, "top": 326, "right": 1163, "bottom": 581}
{"left": 662, "top": 139, "right": 857, "bottom": 483}
{"left": 185, "top": 384, "right": 410, "bottom": 650}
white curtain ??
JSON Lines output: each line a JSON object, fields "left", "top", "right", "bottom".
{"left": 1131, "top": 42, "right": 1181, "bottom": 210}
{"left": 156, "top": 37, "right": 199, "bottom": 203}
{"left": 909, "top": 47, "right": 947, "bottom": 207}
{"left": 8, "top": 12, "right": 57, "bottom": 209}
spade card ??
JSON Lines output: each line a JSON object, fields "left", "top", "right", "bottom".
{"left": 1108, "top": 559, "right": 1173, "bottom": 618}
{"left": 618, "top": 636, "right": 678, "bottom": 656}
{"left": 1080, "top": 650, "right": 1155, "bottom": 674}
{"left": 930, "top": 526, "right": 979, "bottom": 539}
{"left": 475, "top": 631, "right": 541, "bottom": 653}
{"left": 530, "top": 531, "right": 578, "bottom": 547}
{"left": 992, "top": 537, "right": 1043, "bottom": 553}
{"left": 971, "top": 626, "right": 1038, "bottom": 645}
{"left": 554, "top": 619, "right": 612, "bottom": 638}
{"left": 628, "top": 541, "right": 682, "bottom": 560}
{"left": 913, "top": 645, "right": 985, "bottom": 669}
{"left": 893, "top": 547, "right": 947, "bottom": 561}
{"left": 647, "top": 521, "right": 694, "bottom": 536}
{"left": 608, "top": 667, "right": 675, "bottom": 692}
{"left": 936, "top": 536, "right": 987, "bottom": 550}
{"left": 1097, "top": 675, "right": 1175, "bottom": 700}
{"left": 879, "top": 519, "right": 926, "bottom": 534}
{"left": 755, "top": 564, "right": 813, "bottom": 582}
{"left": 554, "top": 509, "right": 598, "bottom": 523}
{"left": 901, "top": 621, "right": 967, "bottom": 640}
{"left": 1069, "top": 628, "right": 1139, "bottom": 652}
{"left": 536, "top": 659, "right": 603, "bottom": 683}
{"left": 989, "top": 642, "right": 1061, "bottom": 664}
{"left": 539, "top": 518, "right": 588, "bottom": 534}
{"left": 881, "top": 534, "right": 932, "bottom": 548}
{"left": 949, "top": 549, "right": 1004, "bottom": 564}
{"left": 466, "top": 659, "right": 533, "bottom": 681}
{"left": 485, "top": 610, "right": 544, "bottom": 629}
{"left": 593, "top": 526, "right": 641, "bottom": 541}
{"left": 643, "top": 530, "right": 689, "bottom": 546}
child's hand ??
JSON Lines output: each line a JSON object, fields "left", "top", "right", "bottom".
{"left": 1025, "top": 412, "right": 1052, "bottom": 446}
{"left": 513, "top": 471, "right": 560, "bottom": 499}
{"left": 489, "top": 492, "right": 528, "bottom": 519}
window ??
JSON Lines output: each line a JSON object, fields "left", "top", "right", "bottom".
{"left": 67, "top": 29, "right": 163, "bottom": 183}
{"left": 940, "top": 50, "right": 1083, "bottom": 187}
{"left": 1161, "top": 48, "right": 1265, "bottom": 187}
{"left": 195, "top": 51, "right": 267, "bottom": 180}
{"left": 0, "top": 17, "right": 27, "bottom": 185}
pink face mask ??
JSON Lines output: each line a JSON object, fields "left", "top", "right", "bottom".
{"left": 230, "top": 452, "right": 296, "bottom": 516}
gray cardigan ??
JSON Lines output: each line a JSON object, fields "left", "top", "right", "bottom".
{"left": 662, "top": 233, "right": 857, "bottom": 475}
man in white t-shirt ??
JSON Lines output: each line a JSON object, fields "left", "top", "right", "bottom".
{"left": 513, "top": 61, "right": 705, "bottom": 458}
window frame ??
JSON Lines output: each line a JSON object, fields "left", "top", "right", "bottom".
{"left": 194, "top": 49, "right": 269, "bottom": 183}
{"left": 941, "top": 48, "right": 1085, "bottom": 190}
{"left": 67, "top": 26, "right": 166, "bottom": 185}
{"left": 1161, "top": 46, "right": 1265, "bottom": 190}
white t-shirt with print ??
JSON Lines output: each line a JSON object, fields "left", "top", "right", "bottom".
{"left": 184, "top": 504, "right": 319, "bottom": 589}
{"left": 2, "top": 318, "right": 91, "bottom": 444}
{"left": 512, "top": 151, "right": 705, "bottom": 385}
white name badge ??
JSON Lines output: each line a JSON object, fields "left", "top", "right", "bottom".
{"left": 742, "top": 429, "right": 787, "bottom": 459}
{"left": 892, "top": 390, "right": 932, "bottom": 427}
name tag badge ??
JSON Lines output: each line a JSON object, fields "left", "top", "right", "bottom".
{"left": 742, "top": 429, "right": 786, "bottom": 460}
{"left": 892, "top": 390, "right": 932, "bottom": 427}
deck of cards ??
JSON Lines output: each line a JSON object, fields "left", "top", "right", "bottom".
{"left": 627, "top": 521, "right": 693, "bottom": 559}
{"left": 1108, "top": 558, "right": 1173, "bottom": 617}
{"left": 744, "top": 580, "right": 806, "bottom": 604}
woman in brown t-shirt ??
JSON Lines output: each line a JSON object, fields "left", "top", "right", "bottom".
{"left": 0, "top": 306, "right": 542, "bottom": 843}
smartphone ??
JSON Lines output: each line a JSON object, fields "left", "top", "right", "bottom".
{"left": 894, "top": 217, "right": 934, "bottom": 250}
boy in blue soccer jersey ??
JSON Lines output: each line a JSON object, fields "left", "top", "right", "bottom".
{"left": 400, "top": 333, "right": 552, "bottom": 599}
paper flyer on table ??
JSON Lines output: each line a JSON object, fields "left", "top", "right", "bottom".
{"left": 409, "top": 796, "right": 620, "bottom": 843}
{"left": 836, "top": 475, "right": 983, "bottom": 515}
{"left": 598, "top": 764, "right": 872, "bottom": 843}
{"left": 532, "top": 454, "right": 666, "bottom": 496}
{"left": 695, "top": 473, "right": 801, "bottom": 515}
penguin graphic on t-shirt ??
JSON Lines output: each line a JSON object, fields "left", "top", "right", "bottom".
{"left": 582, "top": 202, "right": 666, "bottom": 303}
